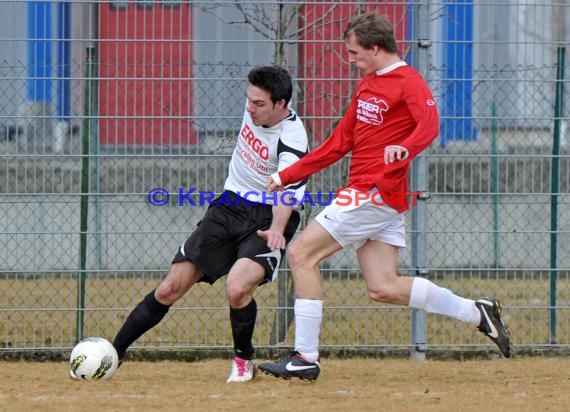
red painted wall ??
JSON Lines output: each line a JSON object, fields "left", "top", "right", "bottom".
{"left": 298, "top": 2, "right": 407, "bottom": 145}
{"left": 99, "top": 1, "right": 196, "bottom": 146}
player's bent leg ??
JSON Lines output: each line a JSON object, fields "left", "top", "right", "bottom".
{"left": 112, "top": 261, "right": 201, "bottom": 365}
{"left": 259, "top": 221, "right": 338, "bottom": 381}
{"left": 358, "top": 241, "right": 512, "bottom": 358}
{"left": 357, "top": 240, "right": 411, "bottom": 305}
{"left": 225, "top": 258, "right": 265, "bottom": 382}
{"left": 225, "top": 258, "right": 265, "bottom": 308}
{"left": 286, "top": 220, "right": 342, "bottom": 299}
{"left": 112, "top": 289, "right": 171, "bottom": 365}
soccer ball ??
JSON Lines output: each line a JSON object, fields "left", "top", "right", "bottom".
{"left": 69, "top": 337, "right": 119, "bottom": 381}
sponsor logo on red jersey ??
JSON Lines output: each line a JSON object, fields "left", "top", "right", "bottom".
{"left": 356, "top": 96, "right": 389, "bottom": 126}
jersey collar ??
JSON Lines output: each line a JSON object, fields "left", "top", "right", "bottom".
{"left": 375, "top": 60, "right": 407, "bottom": 76}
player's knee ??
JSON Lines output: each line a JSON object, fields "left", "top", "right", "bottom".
{"left": 368, "top": 288, "right": 392, "bottom": 303}
{"left": 154, "top": 281, "right": 179, "bottom": 304}
{"left": 155, "top": 273, "right": 194, "bottom": 304}
{"left": 286, "top": 242, "right": 310, "bottom": 270}
{"left": 367, "top": 278, "right": 400, "bottom": 304}
{"left": 367, "top": 282, "right": 405, "bottom": 305}
{"left": 155, "top": 262, "right": 198, "bottom": 304}
{"left": 226, "top": 282, "right": 251, "bottom": 307}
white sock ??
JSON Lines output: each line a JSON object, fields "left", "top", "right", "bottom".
{"left": 409, "top": 277, "right": 480, "bottom": 324}
{"left": 294, "top": 299, "right": 323, "bottom": 363}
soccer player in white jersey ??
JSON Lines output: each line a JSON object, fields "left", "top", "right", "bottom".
{"left": 111, "top": 66, "right": 308, "bottom": 383}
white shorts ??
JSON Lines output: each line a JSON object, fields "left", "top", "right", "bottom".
{"left": 314, "top": 188, "right": 406, "bottom": 249}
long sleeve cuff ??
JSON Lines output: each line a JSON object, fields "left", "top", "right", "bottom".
{"left": 386, "top": 145, "right": 409, "bottom": 160}
{"left": 271, "top": 172, "right": 283, "bottom": 187}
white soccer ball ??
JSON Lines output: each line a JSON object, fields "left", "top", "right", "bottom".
{"left": 69, "top": 337, "right": 119, "bottom": 381}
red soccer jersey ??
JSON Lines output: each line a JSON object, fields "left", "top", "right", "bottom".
{"left": 278, "top": 62, "right": 439, "bottom": 212}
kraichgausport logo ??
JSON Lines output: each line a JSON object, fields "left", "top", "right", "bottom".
{"left": 147, "top": 188, "right": 424, "bottom": 209}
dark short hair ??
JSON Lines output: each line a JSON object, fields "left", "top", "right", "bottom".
{"left": 343, "top": 11, "right": 399, "bottom": 54}
{"left": 247, "top": 66, "right": 293, "bottom": 106}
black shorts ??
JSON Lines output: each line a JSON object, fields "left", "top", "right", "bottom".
{"left": 172, "top": 190, "right": 300, "bottom": 284}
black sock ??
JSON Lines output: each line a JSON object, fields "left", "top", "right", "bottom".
{"left": 113, "top": 289, "right": 171, "bottom": 359}
{"left": 230, "top": 298, "right": 257, "bottom": 361}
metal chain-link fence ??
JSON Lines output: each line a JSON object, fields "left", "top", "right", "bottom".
{"left": 1, "top": 1, "right": 570, "bottom": 357}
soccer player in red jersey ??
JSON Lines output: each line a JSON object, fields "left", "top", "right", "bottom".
{"left": 259, "top": 11, "right": 511, "bottom": 381}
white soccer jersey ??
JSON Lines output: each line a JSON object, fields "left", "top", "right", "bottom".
{"left": 224, "top": 106, "right": 308, "bottom": 206}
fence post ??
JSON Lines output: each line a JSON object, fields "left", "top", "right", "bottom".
{"left": 549, "top": 46, "right": 565, "bottom": 344}
{"left": 410, "top": 0, "right": 431, "bottom": 361}
{"left": 490, "top": 102, "right": 500, "bottom": 268}
{"left": 75, "top": 46, "right": 96, "bottom": 343}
